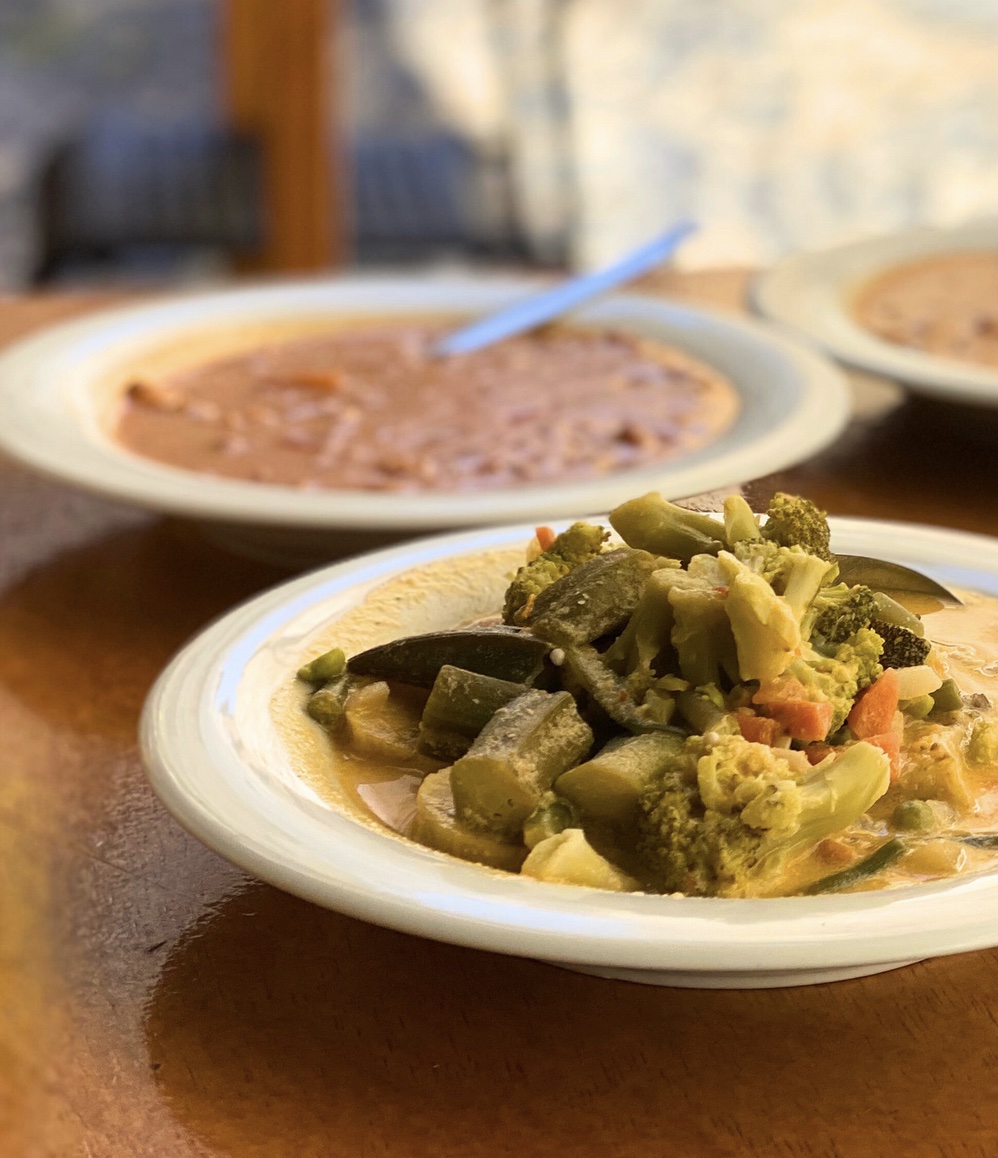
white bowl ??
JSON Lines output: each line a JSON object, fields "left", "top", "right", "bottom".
{"left": 140, "top": 513, "right": 998, "bottom": 989}
{"left": 0, "top": 274, "right": 848, "bottom": 563}
{"left": 752, "top": 219, "right": 998, "bottom": 407}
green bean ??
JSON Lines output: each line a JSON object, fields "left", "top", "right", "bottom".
{"left": 297, "top": 647, "right": 347, "bottom": 683}
{"left": 305, "top": 673, "right": 355, "bottom": 729}
{"left": 802, "top": 838, "right": 908, "bottom": 895}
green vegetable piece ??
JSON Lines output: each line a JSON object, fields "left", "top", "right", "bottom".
{"left": 901, "top": 694, "right": 935, "bottom": 720}
{"left": 761, "top": 492, "right": 832, "bottom": 561}
{"left": 412, "top": 770, "right": 527, "bottom": 872}
{"left": 609, "top": 492, "right": 726, "bottom": 561}
{"left": 874, "top": 621, "right": 931, "bottom": 669}
{"left": 958, "top": 833, "right": 998, "bottom": 850}
{"left": 602, "top": 567, "right": 679, "bottom": 680}
{"left": 802, "top": 838, "right": 908, "bottom": 895}
{"left": 503, "top": 521, "right": 609, "bottom": 623}
{"left": 808, "top": 584, "right": 879, "bottom": 645}
{"left": 557, "top": 731, "right": 686, "bottom": 827}
{"left": 561, "top": 645, "right": 681, "bottom": 734}
{"left": 347, "top": 626, "right": 551, "bottom": 688}
{"left": 675, "top": 687, "right": 729, "bottom": 734}
{"left": 297, "top": 647, "right": 347, "bottom": 683}
{"left": 526, "top": 548, "right": 666, "bottom": 646}
{"left": 669, "top": 577, "right": 741, "bottom": 689}
{"left": 931, "top": 678, "right": 963, "bottom": 714}
{"left": 892, "top": 799, "right": 937, "bottom": 831}
{"left": 717, "top": 550, "right": 802, "bottom": 683}
{"left": 872, "top": 592, "right": 925, "bottom": 637}
{"left": 638, "top": 737, "right": 891, "bottom": 897}
{"left": 723, "top": 495, "right": 762, "bottom": 546}
{"left": 305, "top": 673, "right": 355, "bottom": 729}
{"left": 450, "top": 689, "right": 594, "bottom": 838}
{"left": 417, "top": 666, "right": 529, "bottom": 760}
{"left": 522, "top": 793, "right": 578, "bottom": 849}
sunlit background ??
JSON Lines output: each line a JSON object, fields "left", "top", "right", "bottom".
{"left": 2, "top": 0, "right": 998, "bottom": 289}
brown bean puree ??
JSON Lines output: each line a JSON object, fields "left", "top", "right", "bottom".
{"left": 114, "top": 321, "right": 739, "bottom": 492}
{"left": 852, "top": 251, "right": 998, "bottom": 368}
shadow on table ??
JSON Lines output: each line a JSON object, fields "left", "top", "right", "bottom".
{"left": 144, "top": 879, "right": 998, "bottom": 1158}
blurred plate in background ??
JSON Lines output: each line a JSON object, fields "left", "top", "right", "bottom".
{"left": 752, "top": 219, "right": 998, "bottom": 407}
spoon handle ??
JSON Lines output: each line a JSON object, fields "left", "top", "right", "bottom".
{"left": 432, "top": 221, "right": 699, "bottom": 357}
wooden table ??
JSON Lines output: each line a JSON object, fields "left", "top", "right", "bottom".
{"left": 3, "top": 276, "right": 998, "bottom": 1157}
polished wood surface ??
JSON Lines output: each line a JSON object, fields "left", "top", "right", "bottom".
{"left": 3, "top": 276, "right": 998, "bottom": 1157}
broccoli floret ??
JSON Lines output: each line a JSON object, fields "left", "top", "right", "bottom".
{"left": 806, "top": 583, "right": 880, "bottom": 644}
{"left": 784, "top": 627, "right": 884, "bottom": 732}
{"left": 637, "top": 733, "right": 891, "bottom": 896}
{"left": 761, "top": 493, "right": 833, "bottom": 562}
{"left": 873, "top": 620, "right": 931, "bottom": 669}
{"left": 502, "top": 521, "right": 608, "bottom": 623}
{"left": 731, "top": 540, "right": 836, "bottom": 620}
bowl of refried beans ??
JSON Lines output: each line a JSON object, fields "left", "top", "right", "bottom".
{"left": 0, "top": 274, "right": 848, "bottom": 564}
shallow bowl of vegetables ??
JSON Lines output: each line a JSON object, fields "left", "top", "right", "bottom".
{"left": 141, "top": 493, "right": 998, "bottom": 988}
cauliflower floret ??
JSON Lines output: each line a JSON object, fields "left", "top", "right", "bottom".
{"left": 695, "top": 733, "right": 803, "bottom": 835}
{"left": 637, "top": 732, "right": 890, "bottom": 896}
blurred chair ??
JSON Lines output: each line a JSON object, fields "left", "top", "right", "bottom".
{"left": 31, "top": 115, "right": 265, "bottom": 285}
{"left": 32, "top": 0, "right": 341, "bottom": 285}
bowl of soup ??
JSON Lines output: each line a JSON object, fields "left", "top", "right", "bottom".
{"left": 0, "top": 273, "right": 848, "bottom": 564}
{"left": 752, "top": 219, "right": 998, "bottom": 407}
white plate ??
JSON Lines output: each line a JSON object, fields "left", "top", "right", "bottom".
{"left": 141, "top": 513, "right": 998, "bottom": 989}
{"left": 752, "top": 220, "right": 998, "bottom": 407}
{"left": 0, "top": 274, "right": 848, "bottom": 552}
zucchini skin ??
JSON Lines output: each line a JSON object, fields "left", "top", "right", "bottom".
{"left": 347, "top": 626, "right": 552, "bottom": 688}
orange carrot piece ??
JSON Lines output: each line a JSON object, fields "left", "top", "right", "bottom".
{"left": 847, "top": 669, "right": 901, "bottom": 740}
{"left": 736, "top": 713, "right": 783, "bottom": 746}
{"left": 534, "top": 525, "right": 557, "bottom": 552}
{"left": 757, "top": 699, "right": 834, "bottom": 743}
{"left": 864, "top": 731, "right": 902, "bottom": 781}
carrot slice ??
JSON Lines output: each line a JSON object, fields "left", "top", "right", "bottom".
{"left": 863, "top": 731, "right": 902, "bottom": 781}
{"left": 847, "top": 669, "right": 901, "bottom": 740}
{"left": 736, "top": 713, "right": 783, "bottom": 746}
{"left": 534, "top": 525, "right": 557, "bottom": 552}
{"left": 757, "top": 699, "right": 834, "bottom": 743}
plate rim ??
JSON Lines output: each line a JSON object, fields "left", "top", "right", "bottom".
{"left": 0, "top": 272, "right": 850, "bottom": 530}
{"left": 140, "top": 512, "right": 998, "bottom": 978}
{"left": 751, "top": 219, "right": 998, "bottom": 406}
